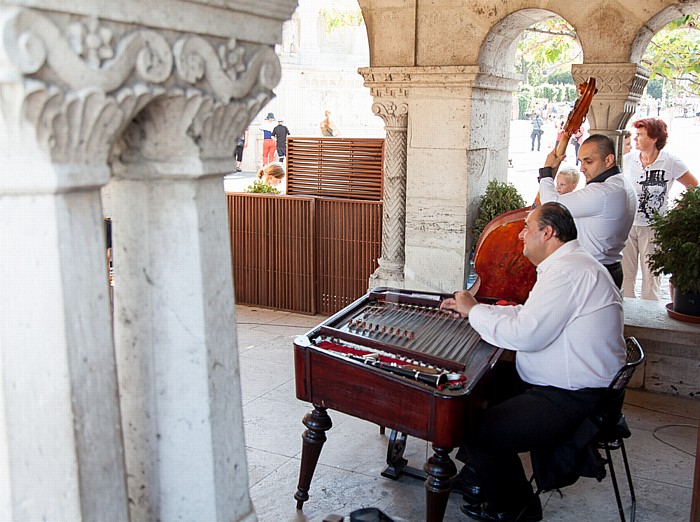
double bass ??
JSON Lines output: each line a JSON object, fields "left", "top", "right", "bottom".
{"left": 472, "top": 78, "right": 598, "bottom": 304}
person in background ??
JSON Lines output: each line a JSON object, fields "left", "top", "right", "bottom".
{"left": 530, "top": 113, "right": 544, "bottom": 151}
{"left": 272, "top": 118, "right": 290, "bottom": 163}
{"left": 622, "top": 118, "right": 698, "bottom": 300}
{"left": 234, "top": 129, "right": 248, "bottom": 172}
{"left": 554, "top": 120, "right": 565, "bottom": 150}
{"left": 622, "top": 130, "right": 632, "bottom": 155}
{"left": 554, "top": 167, "right": 580, "bottom": 195}
{"left": 257, "top": 162, "right": 286, "bottom": 193}
{"left": 571, "top": 126, "right": 584, "bottom": 165}
{"left": 442, "top": 202, "right": 625, "bottom": 522}
{"left": 261, "top": 112, "right": 277, "bottom": 166}
{"left": 320, "top": 110, "right": 340, "bottom": 137}
{"left": 538, "top": 134, "right": 637, "bottom": 289}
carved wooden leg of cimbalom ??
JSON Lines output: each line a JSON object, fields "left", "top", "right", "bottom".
{"left": 423, "top": 446, "right": 457, "bottom": 522}
{"left": 294, "top": 406, "right": 333, "bottom": 509}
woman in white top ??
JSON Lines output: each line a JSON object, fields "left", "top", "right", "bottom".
{"left": 622, "top": 118, "right": 698, "bottom": 300}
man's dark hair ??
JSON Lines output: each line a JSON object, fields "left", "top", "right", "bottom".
{"left": 584, "top": 134, "right": 616, "bottom": 159}
{"left": 536, "top": 202, "right": 577, "bottom": 243}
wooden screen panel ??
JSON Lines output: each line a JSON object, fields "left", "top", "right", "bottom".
{"left": 286, "top": 137, "right": 384, "bottom": 201}
{"left": 228, "top": 193, "right": 316, "bottom": 314}
{"left": 315, "top": 198, "right": 382, "bottom": 315}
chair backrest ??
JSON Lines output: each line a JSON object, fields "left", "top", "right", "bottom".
{"left": 595, "top": 337, "right": 645, "bottom": 426}
{"left": 610, "top": 337, "right": 645, "bottom": 392}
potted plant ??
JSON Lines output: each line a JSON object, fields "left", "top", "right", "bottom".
{"left": 465, "top": 180, "right": 534, "bottom": 292}
{"left": 471, "top": 179, "right": 526, "bottom": 243}
{"left": 648, "top": 186, "right": 700, "bottom": 317}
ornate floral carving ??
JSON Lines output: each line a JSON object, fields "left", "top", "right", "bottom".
{"left": 0, "top": 7, "right": 173, "bottom": 92}
{"left": 572, "top": 63, "right": 649, "bottom": 131}
{"left": 174, "top": 35, "right": 281, "bottom": 101}
{"left": 371, "top": 100, "right": 408, "bottom": 130}
{"left": 68, "top": 17, "right": 114, "bottom": 68}
{"left": 191, "top": 92, "right": 270, "bottom": 159}
{"left": 572, "top": 64, "right": 649, "bottom": 97}
{"left": 218, "top": 39, "right": 246, "bottom": 77}
{"left": 20, "top": 82, "right": 163, "bottom": 166}
{"left": 115, "top": 89, "right": 271, "bottom": 172}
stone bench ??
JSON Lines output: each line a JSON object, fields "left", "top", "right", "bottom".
{"left": 624, "top": 297, "right": 700, "bottom": 398}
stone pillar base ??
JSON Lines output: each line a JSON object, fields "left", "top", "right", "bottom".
{"left": 369, "top": 259, "right": 405, "bottom": 289}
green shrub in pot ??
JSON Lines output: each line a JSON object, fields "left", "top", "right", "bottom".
{"left": 647, "top": 186, "right": 700, "bottom": 299}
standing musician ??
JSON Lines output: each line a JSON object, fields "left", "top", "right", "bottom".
{"left": 537, "top": 134, "right": 637, "bottom": 288}
{"left": 440, "top": 202, "right": 626, "bottom": 522}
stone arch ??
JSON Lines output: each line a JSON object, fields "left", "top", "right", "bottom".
{"left": 629, "top": 0, "right": 700, "bottom": 63}
{"left": 477, "top": 8, "right": 578, "bottom": 76}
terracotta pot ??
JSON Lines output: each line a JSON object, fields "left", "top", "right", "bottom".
{"left": 673, "top": 288, "right": 700, "bottom": 317}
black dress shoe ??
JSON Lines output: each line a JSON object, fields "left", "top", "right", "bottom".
{"left": 460, "top": 498, "right": 542, "bottom": 522}
{"left": 451, "top": 474, "right": 483, "bottom": 504}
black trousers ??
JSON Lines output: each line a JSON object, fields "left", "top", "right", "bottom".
{"left": 462, "top": 362, "right": 604, "bottom": 512}
{"left": 604, "top": 261, "right": 623, "bottom": 290}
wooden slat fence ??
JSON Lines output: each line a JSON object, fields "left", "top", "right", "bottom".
{"left": 228, "top": 136, "right": 385, "bottom": 315}
{"left": 229, "top": 194, "right": 316, "bottom": 313}
{"left": 315, "top": 198, "right": 383, "bottom": 315}
{"left": 228, "top": 194, "right": 382, "bottom": 315}
{"left": 286, "top": 137, "right": 384, "bottom": 200}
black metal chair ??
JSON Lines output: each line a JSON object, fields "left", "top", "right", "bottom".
{"left": 528, "top": 337, "right": 645, "bottom": 522}
{"left": 592, "top": 336, "right": 645, "bottom": 522}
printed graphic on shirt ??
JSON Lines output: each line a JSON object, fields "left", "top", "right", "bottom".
{"left": 637, "top": 169, "right": 668, "bottom": 220}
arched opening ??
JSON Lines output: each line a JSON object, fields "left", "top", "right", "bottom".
{"left": 476, "top": 9, "right": 583, "bottom": 205}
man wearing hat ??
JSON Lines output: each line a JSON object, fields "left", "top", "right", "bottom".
{"left": 261, "top": 112, "right": 276, "bottom": 166}
{"left": 272, "top": 118, "right": 290, "bottom": 163}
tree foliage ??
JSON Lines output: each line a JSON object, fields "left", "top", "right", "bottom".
{"left": 515, "top": 19, "right": 581, "bottom": 85}
{"left": 643, "top": 15, "right": 700, "bottom": 97}
{"left": 515, "top": 14, "right": 700, "bottom": 98}
{"left": 320, "top": 6, "right": 364, "bottom": 34}
{"left": 547, "top": 71, "right": 575, "bottom": 85}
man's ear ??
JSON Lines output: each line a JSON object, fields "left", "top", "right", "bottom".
{"left": 605, "top": 153, "right": 616, "bottom": 168}
{"left": 542, "top": 225, "right": 554, "bottom": 240}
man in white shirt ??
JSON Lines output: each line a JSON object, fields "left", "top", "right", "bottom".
{"left": 538, "top": 134, "right": 637, "bottom": 288}
{"left": 441, "top": 202, "right": 626, "bottom": 522}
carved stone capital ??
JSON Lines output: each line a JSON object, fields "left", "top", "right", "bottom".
{"left": 112, "top": 88, "right": 271, "bottom": 178}
{"left": 0, "top": 7, "right": 283, "bottom": 103}
{"left": 174, "top": 35, "right": 281, "bottom": 101}
{"left": 371, "top": 100, "right": 408, "bottom": 130}
{"left": 0, "top": 8, "right": 172, "bottom": 92}
{"left": 360, "top": 65, "right": 482, "bottom": 93}
{"left": 572, "top": 63, "right": 650, "bottom": 130}
{"left": 0, "top": 81, "right": 162, "bottom": 194}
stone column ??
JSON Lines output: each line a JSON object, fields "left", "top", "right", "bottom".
{"left": 0, "top": 9, "right": 137, "bottom": 519}
{"left": 360, "top": 69, "right": 409, "bottom": 287}
{"left": 110, "top": 92, "right": 270, "bottom": 522}
{"left": 360, "top": 66, "right": 518, "bottom": 292}
{"left": 0, "top": 2, "right": 295, "bottom": 520}
{"left": 108, "top": 34, "right": 280, "bottom": 522}
{"left": 572, "top": 63, "right": 649, "bottom": 159}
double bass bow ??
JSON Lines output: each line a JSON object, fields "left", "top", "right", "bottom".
{"left": 470, "top": 78, "right": 598, "bottom": 304}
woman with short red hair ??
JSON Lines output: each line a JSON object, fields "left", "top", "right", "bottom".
{"left": 622, "top": 118, "right": 698, "bottom": 300}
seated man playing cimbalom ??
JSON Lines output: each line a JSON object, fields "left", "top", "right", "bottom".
{"left": 440, "top": 202, "right": 626, "bottom": 522}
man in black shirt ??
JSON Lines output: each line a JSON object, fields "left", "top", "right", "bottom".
{"left": 272, "top": 119, "right": 290, "bottom": 163}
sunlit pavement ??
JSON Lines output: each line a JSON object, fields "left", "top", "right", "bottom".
{"left": 237, "top": 305, "right": 699, "bottom": 522}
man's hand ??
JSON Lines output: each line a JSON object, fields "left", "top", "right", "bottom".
{"left": 439, "top": 290, "right": 478, "bottom": 318}
{"left": 544, "top": 147, "right": 566, "bottom": 171}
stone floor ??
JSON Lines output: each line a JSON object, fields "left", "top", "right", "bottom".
{"left": 237, "top": 304, "right": 699, "bottom": 522}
